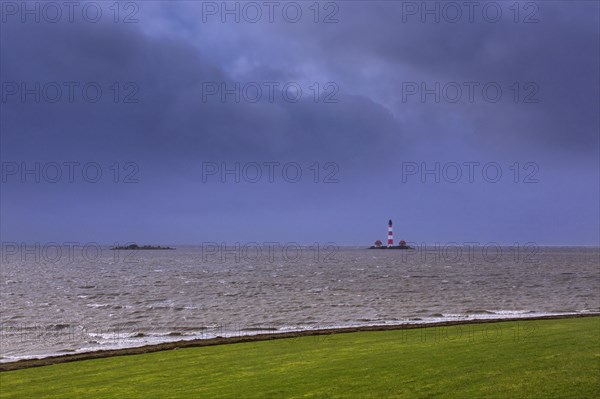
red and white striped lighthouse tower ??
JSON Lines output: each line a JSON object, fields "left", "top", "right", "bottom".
{"left": 387, "top": 219, "right": 394, "bottom": 247}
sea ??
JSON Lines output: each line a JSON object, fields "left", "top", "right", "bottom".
{"left": 1, "top": 245, "right": 599, "bottom": 362}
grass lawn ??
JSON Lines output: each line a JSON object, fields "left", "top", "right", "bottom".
{"left": 1, "top": 317, "right": 598, "bottom": 398}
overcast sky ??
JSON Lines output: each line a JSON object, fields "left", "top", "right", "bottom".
{"left": 1, "top": 1, "right": 598, "bottom": 246}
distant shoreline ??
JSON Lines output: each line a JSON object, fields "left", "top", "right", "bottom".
{"left": 2, "top": 313, "right": 597, "bottom": 372}
{"left": 368, "top": 246, "right": 414, "bottom": 250}
{"left": 110, "top": 244, "right": 175, "bottom": 250}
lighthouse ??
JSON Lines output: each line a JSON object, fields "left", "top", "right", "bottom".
{"left": 369, "top": 219, "right": 412, "bottom": 250}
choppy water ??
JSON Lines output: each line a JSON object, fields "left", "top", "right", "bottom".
{"left": 1, "top": 246, "right": 598, "bottom": 362}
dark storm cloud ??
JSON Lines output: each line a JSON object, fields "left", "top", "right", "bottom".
{"left": 0, "top": 13, "right": 401, "bottom": 170}
{"left": 258, "top": 1, "right": 600, "bottom": 153}
{"left": 2, "top": 1, "right": 597, "bottom": 163}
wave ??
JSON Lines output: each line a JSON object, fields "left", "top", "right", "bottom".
{"left": 3, "top": 311, "right": 597, "bottom": 363}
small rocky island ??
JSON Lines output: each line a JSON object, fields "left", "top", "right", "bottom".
{"left": 369, "top": 244, "right": 413, "bottom": 250}
{"left": 369, "top": 239, "right": 413, "bottom": 250}
{"left": 110, "top": 244, "right": 175, "bottom": 250}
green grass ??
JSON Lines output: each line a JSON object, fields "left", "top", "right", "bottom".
{"left": 1, "top": 317, "right": 599, "bottom": 398}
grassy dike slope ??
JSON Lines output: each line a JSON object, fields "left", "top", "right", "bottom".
{"left": 1, "top": 317, "right": 599, "bottom": 398}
